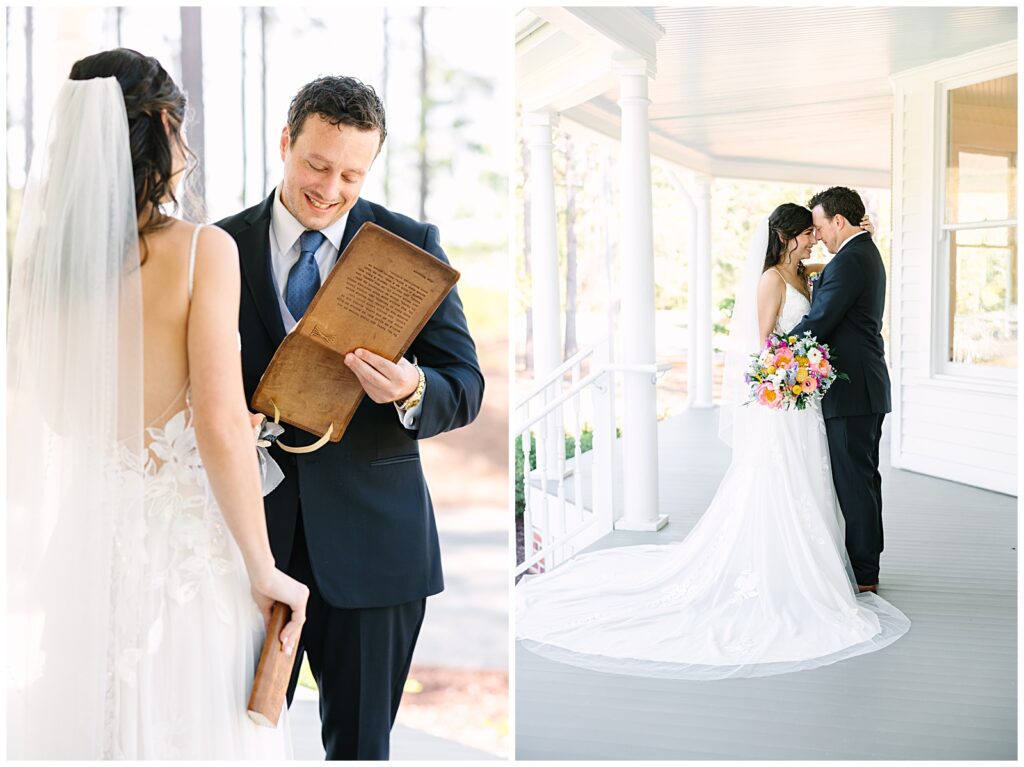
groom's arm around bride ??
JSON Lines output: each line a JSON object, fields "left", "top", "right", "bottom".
{"left": 216, "top": 75, "right": 483, "bottom": 760}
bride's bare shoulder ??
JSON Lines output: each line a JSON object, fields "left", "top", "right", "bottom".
{"left": 194, "top": 223, "right": 238, "bottom": 257}
{"left": 757, "top": 268, "right": 785, "bottom": 292}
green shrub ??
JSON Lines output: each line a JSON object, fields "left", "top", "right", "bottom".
{"left": 514, "top": 425, "right": 602, "bottom": 517}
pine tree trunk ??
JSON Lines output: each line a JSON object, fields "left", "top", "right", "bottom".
{"left": 240, "top": 7, "right": 247, "bottom": 205}
{"left": 180, "top": 7, "right": 206, "bottom": 217}
{"left": 260, "top": 7, "right": 269, "bottom": 196}
{"left": 381, "top": 8, "right": 391, "bottom": 207}
{"left": 417, "top": 8, "right": 429, "bottom": 221}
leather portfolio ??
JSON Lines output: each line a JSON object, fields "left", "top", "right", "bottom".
{"left": 251, "top": 222, "right": 460, "bottom": 445}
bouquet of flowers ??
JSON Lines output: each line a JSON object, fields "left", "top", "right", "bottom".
{"left": 745, "top": 332, "right": 848, "bottom": 410}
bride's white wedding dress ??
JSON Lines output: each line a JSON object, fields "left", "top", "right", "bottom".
{"left": 7, "top": 80, "right": 290, "bottom": 758}
{"left": 516, "top": 283, "right": 910, "bottom": 679}
{"left": 103, "top": 226, "right": 291, "bottom": 758}
{"left": 103, "top": 224, "right": 292, "bottom": 757}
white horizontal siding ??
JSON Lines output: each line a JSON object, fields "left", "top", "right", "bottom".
{"left": 901, "top": 411, "right": 1016, "bottom": 446}
{"left": 903, "top": 384, "right": 1016, "bottom": 418}
{"left": 889, "top": 44, "right": 1017, "bottom": 496}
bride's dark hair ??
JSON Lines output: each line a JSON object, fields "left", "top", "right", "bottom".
{"left": 69, "top": 48, "right": 198, "bottom": 262}
{"left": 764, "top": 203, "right": 813, "bottom": 281}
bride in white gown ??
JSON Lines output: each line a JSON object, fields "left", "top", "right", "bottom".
{"left": 7, "top": 49, "right": 308, "bottom": 758}
{"left": 516, "top": 203, "right": 910, "bottom": 680}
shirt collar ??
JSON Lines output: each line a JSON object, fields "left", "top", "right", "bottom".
{"left": 271, "top": 184, "right": 349, "bottom": 255}
{"left": 836, "top": 229, "right": 868, "bottom": 254}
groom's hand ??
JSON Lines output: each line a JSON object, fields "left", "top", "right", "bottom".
{"left": 344, "top": 348, "right": 420, "bottom": 403}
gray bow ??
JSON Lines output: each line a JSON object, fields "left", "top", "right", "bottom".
{"left": 256, "top": 418, "right": 286, "bottom": 496}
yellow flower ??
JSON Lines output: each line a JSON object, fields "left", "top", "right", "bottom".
{"left": 792, "top": 385, "right": 802, "bottom": 395}
{"left": 796, "top": 369, "right": 808, "bottom": 383}
{"left": 795, "top": 356, "right": 808, "bottom": 365}
{"left": 787, "top": 335, "right": 797, "bottom": 344}
{"left": 766, "top": 365, "right": 776, "bottom": 374}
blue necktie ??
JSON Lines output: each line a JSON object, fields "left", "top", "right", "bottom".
{"left": 285, "top": 230, "right": 326, "bottom": 320}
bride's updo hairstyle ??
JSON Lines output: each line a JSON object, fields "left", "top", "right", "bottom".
{"left": 69, "top": 48, "right": 197, "bottom": 261}
{"left": 763, "top": 202, "right": 813, "bottom": 280}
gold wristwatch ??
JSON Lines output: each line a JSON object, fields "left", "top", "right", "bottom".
{"left": 397, "top": 365, "right": 426, "bottom": 412}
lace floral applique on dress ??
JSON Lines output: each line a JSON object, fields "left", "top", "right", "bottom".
{"left": 103, "top": 394, "right": 246, "bottom": 757}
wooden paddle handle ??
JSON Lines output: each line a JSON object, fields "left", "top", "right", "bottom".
{"left": 247, "top": 601, "right": 300, "bottom": 727}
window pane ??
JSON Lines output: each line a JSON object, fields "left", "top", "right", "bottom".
{"left": 945, "top": 74, "right": 1017, "bottom": 225}
{"left": 948, "top": 226, "right": 1017, "bottom": 367}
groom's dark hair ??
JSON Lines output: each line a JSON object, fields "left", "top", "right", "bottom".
{"left": 808, "top": 186, "right": 865, "bottom": 227}
{"left": 287, "top": 76, "right": 387, "bottom": 151}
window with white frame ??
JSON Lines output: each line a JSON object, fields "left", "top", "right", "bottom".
{"left": 940, "top": 72, "right": 1017, "bottom": 374}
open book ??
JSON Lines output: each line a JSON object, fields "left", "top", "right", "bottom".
{"left": 251, "top": 222, "right": 460, "bottom": 444}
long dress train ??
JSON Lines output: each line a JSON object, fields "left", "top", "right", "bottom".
{"left": 516, "top": 284, "right": 910, "bottom": 680}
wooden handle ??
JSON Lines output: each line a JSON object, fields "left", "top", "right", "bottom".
{"left": 247, "top": 602, "right": 300, "bottom": 728}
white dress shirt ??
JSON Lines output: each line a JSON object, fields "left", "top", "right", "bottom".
{"left": 269, "top": 186, "right": 423, "bottom": 429}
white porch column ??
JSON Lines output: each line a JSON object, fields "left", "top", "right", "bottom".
{"left": 524, "top": 111, "right": 563, "bottom": 474}
{"left": 525, "top": 111, "right": 562, "bottom": 381}
{"left": 613, "top": 62, "right": 666, "bottom": 532}
{"left": 692, "top": 173, "right": 713, "bottom": 408}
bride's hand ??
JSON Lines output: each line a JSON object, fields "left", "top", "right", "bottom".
{"left": 249, "top": 412, "right": 265, "bottom": 439}
{"left": 249, "top": 566, "right": 309, "bottom": 656}
{"left": 860, "top": 215, "right": 875, "bottom": 235}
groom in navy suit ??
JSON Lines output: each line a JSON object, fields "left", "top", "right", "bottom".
{"left": 790, "top": 187, "right": 891, "bottom": 592}
{"left": 217, "top": 76, "right": 483, "bottom": 759}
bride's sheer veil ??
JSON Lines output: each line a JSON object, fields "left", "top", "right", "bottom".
{"left": 7, "top": 76, "right": 146, "bottom": 757}
{"left": 717, "top": 217, "right": 768, "bottom": 447}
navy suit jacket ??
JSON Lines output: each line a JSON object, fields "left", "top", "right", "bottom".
{"left": 789, "top": 233, "right": 891, "bottom": 420}
{"left": 216, "top": 193, "right": 484, "bottom": 608}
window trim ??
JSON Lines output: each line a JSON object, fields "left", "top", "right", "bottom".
{"left": 933, "top": 65, "right": 1017, "bottom": 383}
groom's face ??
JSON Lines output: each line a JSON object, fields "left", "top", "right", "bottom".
{"left": 279, "top": 114, "right": 381, "bottom": 230}
{"left": 811, "top": 205, "right": 841, "bottom": 254}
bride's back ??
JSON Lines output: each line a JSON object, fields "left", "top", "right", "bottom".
{"left": 140, "top": 219, "right": 199, "bottom": 427}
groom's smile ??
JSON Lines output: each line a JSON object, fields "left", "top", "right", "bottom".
{"left": 304, "top": 192, "right": 340, "bottom": 213}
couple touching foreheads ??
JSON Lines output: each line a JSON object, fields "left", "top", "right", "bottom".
{"left": 8, "top": 48, "right": 482, "bottom": 759}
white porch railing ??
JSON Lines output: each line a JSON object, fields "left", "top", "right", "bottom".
{"left": 515, "top": 339, "right": 671, "bottom": 576}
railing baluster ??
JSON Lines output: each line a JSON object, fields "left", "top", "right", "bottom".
{"left": 539, "top": 396, "right": 551, "bottom": 573}
{"left": 515, "top": 340, "right": 638, "bottom": 577}
{"left": 572, "top": 387, "right": 584, "bottom": 561}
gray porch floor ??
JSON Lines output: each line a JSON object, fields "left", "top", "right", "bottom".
{"left": 516, "top": 408, "right": 1017, "bottom": 760}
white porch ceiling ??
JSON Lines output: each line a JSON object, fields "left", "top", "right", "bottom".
{"left": 518, "top": 6, "right": 1018, "bottom": 186}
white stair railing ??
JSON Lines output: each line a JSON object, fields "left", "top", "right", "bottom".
{"left": 515, "top": 338, "right": 616, "bottom": 577}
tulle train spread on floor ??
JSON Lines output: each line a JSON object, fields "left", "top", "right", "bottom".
{"left": 516, "top": 399, "right": 910, "bottom": 680}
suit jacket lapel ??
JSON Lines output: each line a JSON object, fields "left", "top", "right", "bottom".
{"left": 338, "top": 198, "right": 376, "bottom": 257}
{"left": 238, "top": 192, "right": 287, "bottom": 346}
